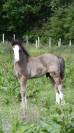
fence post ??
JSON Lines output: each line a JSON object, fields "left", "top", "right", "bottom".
{"left": 35, "top": 40, "right": 38, "bottom": 48}
{"left": 58, "top": 38, "right": 61, "bottom": 47}
{"left": 38, "top": 37, "right": 40, "bottom": 48}
{"left": 69, "top": 40, "right": 71, "bottom": 47}
{"left": 2, "top": 33, "right": 5, "bottom": 43}
{"left": 49, "top": 37, "right": 51, "bottom": 47}
{"left": 13, "top": 34, "right": 15, "bottom": 40}
{"left": 26, "top": 35, "right": 29, "bottom": 46}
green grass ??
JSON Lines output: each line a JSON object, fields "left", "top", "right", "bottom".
{"left": 0, "top": 42, "right": 74, "bottom": 133}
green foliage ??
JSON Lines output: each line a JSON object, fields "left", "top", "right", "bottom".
{"left": 0, "top": 0, "right": 74, "bottom": 43}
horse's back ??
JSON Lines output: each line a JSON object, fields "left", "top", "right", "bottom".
{"left": 39, "top": 54, "right": 60, "bottom": 70}
{"left": 38, "top": 54, "right": 59, "bottom": 63}
{"left": 30, "top": 54, "right": 60, "bottom": 74}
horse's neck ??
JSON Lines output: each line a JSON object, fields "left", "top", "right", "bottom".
{"left": 20, "top": 52, "right": 29, "bottom": 64}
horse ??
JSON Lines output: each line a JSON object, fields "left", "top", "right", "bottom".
{"left": 11, "top": 40, "right": 65, "bottom": 108}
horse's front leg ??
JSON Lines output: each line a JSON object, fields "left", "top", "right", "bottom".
{"left": 19, "top": 75, "right": 27, "bottom": 109}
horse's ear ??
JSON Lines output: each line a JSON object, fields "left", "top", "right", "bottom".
{"left": 10, "top": 39, "right": 14, "bottom": 46}
{"left": 10, "top": 39, "right": 23, "bottom": 47}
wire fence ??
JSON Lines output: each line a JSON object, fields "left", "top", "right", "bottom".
{"left": 0, "top": 33, "right": 74, "bottom": 49}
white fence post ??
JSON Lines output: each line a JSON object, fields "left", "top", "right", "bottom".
{"left": 69, "top": 40, "right": 71, "bottom": 47}
{"left": 2, "top": 33, "right": 4, "bottom": 43}
{"left": 35, "top": 40, "right": 38, "bottom": 48}
{"left": 38, "top": 37, "right": 40, "bottom": 48}
{"left": 58, "top": 38, "right": 61, "bottom": 47}
{"left": 49, "top": 37, "right": 51, "bottom": 47}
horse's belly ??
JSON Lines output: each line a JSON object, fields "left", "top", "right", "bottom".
{"left": 30, "top": 66, "right": 47, "bottom": 78}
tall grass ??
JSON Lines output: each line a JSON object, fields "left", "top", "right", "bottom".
{"left": 0, "top": 42, "right": 74, "bottom": 133}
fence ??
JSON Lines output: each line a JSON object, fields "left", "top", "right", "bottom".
{"left": 0, "top": 33, "right": 73, "bottom": 48}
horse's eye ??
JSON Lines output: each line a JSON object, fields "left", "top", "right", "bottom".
{"left": 19, "top": 49, "right": 21, "bottom": 53}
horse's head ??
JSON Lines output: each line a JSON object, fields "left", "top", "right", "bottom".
{"left": 11, "top": 40, "right": 22, "bottom": 62}
{"left": 11, "top": 40, "right": 30, "bottom": 62}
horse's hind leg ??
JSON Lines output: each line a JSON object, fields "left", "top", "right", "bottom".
{"left": 50, "top": 72, "right": 65, "bottom": 104}
{"left": 55, "top": 82, "right": 64, "bottom": 104}
{"left": 19, "top": 75, "right": 27, "bottom": 109}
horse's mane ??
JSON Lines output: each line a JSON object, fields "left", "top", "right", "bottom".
{"left": 11, "top": 40, "right": 30, "bottom": 57}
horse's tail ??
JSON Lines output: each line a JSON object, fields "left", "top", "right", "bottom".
{"left": 58, "top": 56, "right": 65, "bottom": 80}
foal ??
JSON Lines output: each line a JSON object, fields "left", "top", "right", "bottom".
{"left": 11, "top": 40, "right": 65, "bottom": 108}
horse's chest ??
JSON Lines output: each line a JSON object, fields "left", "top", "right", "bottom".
{"left": 14, "top": 63, "right": 27, "bottom": 77}
{"left": 14, "top": 64, "right": 20, "bottom": 77}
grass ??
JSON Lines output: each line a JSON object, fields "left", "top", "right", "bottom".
{"left": 0, "top": 42, "right": 74, "bottom": 133}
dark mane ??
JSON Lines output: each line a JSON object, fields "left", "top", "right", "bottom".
{"left": 11, "top": 40, "right": 30, "bottom": 57}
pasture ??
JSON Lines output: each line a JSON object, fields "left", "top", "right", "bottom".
{"left": 0, "top": 42, "right": 74, "bottom": 133}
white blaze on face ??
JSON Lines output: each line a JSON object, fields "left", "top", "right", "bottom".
{"left": 13, "top": 45, "right": 20, "bottom": 62}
